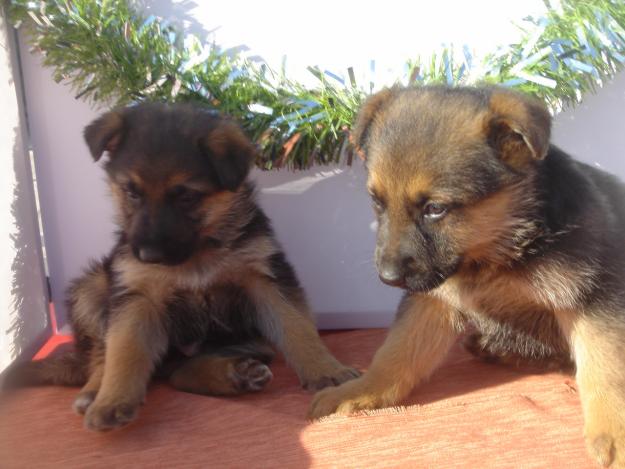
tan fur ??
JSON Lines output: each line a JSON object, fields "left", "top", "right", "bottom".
{"left": 84, "top": 111, "right": 124, "bottom": 159}
{"left": 169, "top": 356, "right": 243, "bottom": 396}
{"left": 113, "top": 235, "right": 277, "bottom": 294}
{"left": 368, "top": 171, "right": 434, "bottom": 206}
{"left": 433, "top": 257, "right": 597, "bottom": 322}
{"left": 309, "top": 294, "right": 461, "bottom": 417}
{"left": 165, "top": 171, "right": 194, "bottom": 187}
{"left": 69, "top": 264, "right": 109, "bottom": 340}
{"left": 454, "top": 182, "right": 537, "bottom": 266}
{"left": 246, "top": 275, "right": 359, "bottom": 390}
{"left": 108, "top": 181, "right": 128, "bottom": 227}
{"left": 556, "top": 310, "right": 625, "bottom": 467}
{"left": 127, "top": 171, "right": 144, "bottom": 188}
{"left": 72, "top": 355, "right": 104, "bottom": 415}
{"left": 350, "top": 87, "right": 397, "bottom": 155}
{"left": 198, "top": 190, "right": 244, "bottom": 235}
{"left": 202, "top": 120, "right": 256, "bottom": 167}
{"left": 169, "top": 355, "right": 271, "bottom": 396}
{"left": 83, "top": 296, "right": 168, "bottom": 430}
{"left": 405, "top": 174, "right": 434, "bottom": 202}
{"left": 487, "top": 89, "right": 551, "bottom": 162}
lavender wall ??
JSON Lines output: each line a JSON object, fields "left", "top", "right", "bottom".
{"left": 552, "top": 72, "right": 625, "bottom": 176}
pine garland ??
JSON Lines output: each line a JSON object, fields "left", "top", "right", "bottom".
{"left": 8, "top": 0, "right": 625, "bottom": 170}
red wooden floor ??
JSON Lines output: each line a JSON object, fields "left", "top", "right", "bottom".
{"left": 0, "top": 329, "right": 593, "bottom": 468}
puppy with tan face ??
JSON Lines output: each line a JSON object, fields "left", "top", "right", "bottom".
{"left": 309, "top": 86, "right": 625, "bottom": 467}
{"left": 3, "top": 103, "right": 358, "bottom": 431}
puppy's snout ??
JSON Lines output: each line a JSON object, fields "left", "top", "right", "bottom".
{"left": 377, "top": 257, "right": 408, "bottom": 288}
{"left": 137, "top": 245, "right": 164, "bottom": 264}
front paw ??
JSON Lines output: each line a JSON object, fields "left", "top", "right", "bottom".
{"left": 72, "top": 391, "right": 97, "bottom": 415}
{"left": 301, "top": 362, "right": 360, "bottom": 391}
{"left": 83, "top": 400, "right": 141, "bottom": 431}
{"left": 585, "top": 408, "right": 625, "bottom": 467}
{"left": 308, "top": 377, "right": 383, "bottom": 419}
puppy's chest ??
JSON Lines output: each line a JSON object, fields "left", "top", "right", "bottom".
{"left": 164, "top": 285, "right": 257, "bottom": 348}
{"left": 117, "top": 251, "right": 259, "bottom": 294}
{"left": 439, "top": 272, "right": 543, "bottom": 320}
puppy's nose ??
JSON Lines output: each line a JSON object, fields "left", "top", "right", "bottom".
{"left": 378, "top": 264, "right": 405, "bottom": 288}
{"left": 138, "top": 246, "right": 164, "bottom": 263}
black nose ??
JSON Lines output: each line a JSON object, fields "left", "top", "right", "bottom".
{"left": 378, "top": 265, "right": 406, "bottom": 288}
{"left": 137, "top": 246, "right": 164, "bottom": 263}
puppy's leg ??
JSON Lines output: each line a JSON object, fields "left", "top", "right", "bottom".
{"left": 72, "top": 345, "right": 105, "bottom": 415}
{"left": 169, "top": 345, "right": 273, "bottom": 396}
{"left": 309, "top": 294, "right": 461, "bottom": 419}
{"left": 83, "top": 296, "right": 168, "bottom": 431}
{"left": 67, "top": 261, "right": 110, "bottom": 413}
{"left": 247, "top": 276, "right": 359, "bottom": 391}
{"left": 558, "top": 310, "right": 625, "bottom": 468}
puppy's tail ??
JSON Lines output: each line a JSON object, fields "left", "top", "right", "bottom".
{"left": 1, "top": 352, "right": 88, "bottom": 389}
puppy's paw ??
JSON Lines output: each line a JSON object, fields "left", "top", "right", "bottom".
{"left": 231, "top": 358, "right": 273, "bottom": 392}
{"left": 585, "top": 409, "right": 625, "bottom": 468}
{"left": 72, "top": 391, "right": 97, "bottom": 415}
{"left": 301, "top": 361, "right": 360, "bottom": 392}
{"left": 308, "top": 377, "right": 383, "bottom": 420}
{"left": 83, "top": 400, "right": 140, "bottom": 431}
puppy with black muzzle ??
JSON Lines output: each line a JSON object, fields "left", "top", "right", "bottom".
{"left": 3, "top": 103, "right": 358, "bottom": 431}
{"left": 309, "top": 86, "right": 625, "bottom": 467}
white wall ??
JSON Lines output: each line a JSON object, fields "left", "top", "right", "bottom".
{"left": 16, "top": 2, "right": 625, "bottom": 329}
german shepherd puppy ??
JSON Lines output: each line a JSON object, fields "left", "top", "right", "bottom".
{"left": 309, "top": 86, "right": 625, "bottom": 467}
{"left": 3, "top": 103, "right": 358, "bottom": 431}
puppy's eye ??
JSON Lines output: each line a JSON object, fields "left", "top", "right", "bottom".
{"left": 170, "top": 186, "right": 204, "bottom": 206}
{"left": 124, "top": 183, "right": 142, "bottom": 201}
{"left": 423, "top": 202, "right": 447, "bottom": 220}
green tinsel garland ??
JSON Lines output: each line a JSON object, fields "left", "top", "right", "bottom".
{"left": 7, "top": 0, "right": 625, "bottom": 170}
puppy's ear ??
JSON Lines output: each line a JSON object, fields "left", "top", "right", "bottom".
{"left": 351, "top": 87, "right": 397, "bottom": 158}
{"left": 83, "top": 110, "right": 125, "bottom": 161}
{"left": 486, "top": 89, "right": 551, "bottom": 167}
{"left": 200, "top": 120, "right": 255, "bottom": 191}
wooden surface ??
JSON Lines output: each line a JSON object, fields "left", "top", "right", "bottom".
{"left": 0, "top": 329, "right": 594, "bottom": 468}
